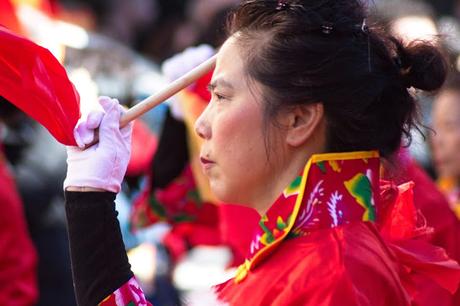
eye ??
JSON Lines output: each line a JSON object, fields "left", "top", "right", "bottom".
{"left": 215, "top": 92, "right": 226, "bottom": 101}
{"left": 207, "top": 84, "right": 230, "bottom": 102}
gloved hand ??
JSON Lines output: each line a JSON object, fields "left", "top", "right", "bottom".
{"left": 161, "top": 44, "right": 214, "bottom": 121}
{"left": 161, "top": 44, "right": 215, "bottom": 82}
{"left": 64, "top": 97, "right": 133, "bottom": 193}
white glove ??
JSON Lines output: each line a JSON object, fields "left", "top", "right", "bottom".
{"left": 73, "top": 109, "right": 104, "bottom": 148}
{"left": 161, "top": 44, "right": 215, "bottom": 82}
{"left": 161, "top": 44, "right": 215, "bottom": 121}
{"left": 64, "top": 97, "right": 133, "bottom": 193}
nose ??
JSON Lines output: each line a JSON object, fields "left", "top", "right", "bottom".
{"left": 194, "top": 106, "right": 211, "bottom": 140}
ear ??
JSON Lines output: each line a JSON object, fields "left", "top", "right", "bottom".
{"left": 283, "top": 103, "right": 324, "bottom": 147}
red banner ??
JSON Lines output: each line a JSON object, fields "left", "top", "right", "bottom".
{"left": 0, "top": 27, "right": 80, "bottom": 145}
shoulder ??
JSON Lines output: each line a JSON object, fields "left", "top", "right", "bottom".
{"left": 276, "top": 223, "right": 409, "bottom": 305}
{"left": 218, "top": 223, "right": 409, "bottom": 305}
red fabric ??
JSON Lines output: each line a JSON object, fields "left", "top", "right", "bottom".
{"left": 379, "top": 182, "right": 418, "bottom": 241}
{"left": 217, "top": 223, "right": 411, "bottom": 306}
{"left": 391, "top": 240, "right": 460, "bottom": 297}
{"left": 385, "top": 152, "right": 460, "bottom": 263}
{"left": 34, "top": 0, "right": 55, "bottom": 16}
{"left": 162, "top": 203, "right": 221, "bottom": 262}
{"left": 217, "top": 152, "right": 460, "bottom": 305}
{"left": 219, "top": 204, "right": 259, "bottom": 266}
{"left": 385, "top": 151, "right": 460, "bottom": 303}
{"left": 188, "top": 70, "right": 212, "bottom": 102}
{"left": 126, "top": 120, "right": 157, "bottom": 177}
{"left": 0, "top": 27, "right": 80, "bottom": 145}
{"left": 0, "top": 0, "right": 23, "bottom": 34}
{"left": 0, "top": 153, "right": 37, "bottom": 305}
{"left": 379, "top": 179, "right": 460, "bottom": 306}
{"left": 218, "top": 223, "right": 460, "bottom": 306}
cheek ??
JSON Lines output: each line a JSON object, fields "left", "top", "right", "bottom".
{"left": 215, "top": 116, "right": 265, "bottom": 172}
{"left": 445, "top": 132, "right": 460, "bottom": 153}
{"left": 435, "top": 132, "right": 460, "bottom": 175}
{"left": 209, "top": 106, "right": 270, "bottom": 202}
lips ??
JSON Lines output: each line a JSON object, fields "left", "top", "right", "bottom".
{"left": 200, "top": 157, "right": 215, "bottom": 170}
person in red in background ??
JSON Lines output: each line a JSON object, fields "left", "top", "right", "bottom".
{"left": 0, "top": 100, "right": 37, "bottom": 306}
{"left": 431, "top": 75, "right": 460, "bottom": 304}
{"left": 432, "top": 75, "right": 460, "bottom": 219}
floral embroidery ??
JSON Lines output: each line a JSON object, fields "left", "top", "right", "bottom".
{"left": 235, "top": 151, "right": 380, "bottom": 283}
{"left": 327, "top": 191, "right": 343, "bottom": 227}
{"left": 344, "top": 172, "right": 375, "bottom": 221}
{"left": 99, "top": 277, "right": 151, "bottom": 306}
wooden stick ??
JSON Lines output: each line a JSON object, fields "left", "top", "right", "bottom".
{"left": 85, "top": 55, "right": 216, "bottom": 148}
{"left": 121, "top": 55, "right": 216, "bottom": 127}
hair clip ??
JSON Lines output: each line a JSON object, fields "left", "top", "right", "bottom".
{"left": 276, "top": 0, "right": 289, "bottom": 11}
{"left": 321, "top": 23, "right": 334, "bottom": 34}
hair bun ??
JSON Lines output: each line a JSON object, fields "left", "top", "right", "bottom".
{"left": 397, "top": 40, "right": 448, "bottom": 91}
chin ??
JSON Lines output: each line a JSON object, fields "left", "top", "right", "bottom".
{"left": 210, "top": 183, "right": 243, "bottom": 205}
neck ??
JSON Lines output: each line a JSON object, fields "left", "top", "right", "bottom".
{"left": 252, "top": 149, "right": 319, "bottom": 215}
{"left": 233, "top": 150, "right": 381, "bottom": 284}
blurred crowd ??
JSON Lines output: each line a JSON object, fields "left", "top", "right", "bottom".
{"left": 2, "top": 0, "right": 460, "bottom": 305}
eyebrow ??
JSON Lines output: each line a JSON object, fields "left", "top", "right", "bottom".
{"left": 207, "top": 78, "right": 235, "bottom": 91}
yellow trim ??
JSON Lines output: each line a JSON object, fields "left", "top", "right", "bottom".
{"left": 247, "top": 157, "right": 312, "bottom": 272}
{"left": 235, "top": 150, "right": 379, "bottom": 283}
{"left": 310, "top": 151, "right": 379, "bottom": 163}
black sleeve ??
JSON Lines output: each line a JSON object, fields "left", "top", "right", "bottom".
{"left": 65, "top": 191, "right": 134, "bottom": 306}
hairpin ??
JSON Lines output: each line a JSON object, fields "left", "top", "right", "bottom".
{"left": 276, "top": 0, "right": 289, "bottom": 11}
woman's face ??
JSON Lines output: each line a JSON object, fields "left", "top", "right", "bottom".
{"left": 194, "top": 37, "right": 285, "bottom": 210}
{"left": 432, "top": 90, "right": 460, "bottom": 180}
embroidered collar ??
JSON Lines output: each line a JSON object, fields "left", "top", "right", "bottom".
{"left": 235, "top": 151, "right": 380, "bottom": 283}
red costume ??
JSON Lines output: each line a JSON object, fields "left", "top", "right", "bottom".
{"left": 0, "top": 148, "right": 37, "bottom": 305}
{"left": 216, "top": 151, "right": 460, "bottom": 305}
{"left": 99, "top": 151, "right": 460, "bottom": 305}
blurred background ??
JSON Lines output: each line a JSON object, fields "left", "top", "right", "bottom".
{"left": 1, "top": 0, "right": 460, "bottom": 305}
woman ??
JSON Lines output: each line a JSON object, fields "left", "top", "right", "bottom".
{"left": 64, "top": 0, "right": 460, "bottom": 305}
{"left": 432, "top": 77, "right": 460, "bottom": 219}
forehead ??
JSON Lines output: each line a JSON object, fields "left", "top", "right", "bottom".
{"left": 434, "top": 90, "right": 460, "bottom": 118}
{"left": 212, "top": 37, "right": 246, "bottom": 88}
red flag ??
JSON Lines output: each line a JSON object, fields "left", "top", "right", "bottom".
{"left": 0, "top": 0, "right": 24, "bottom": 34}
{"left": 0, "top": 26, "right": 80, "bottom": 145}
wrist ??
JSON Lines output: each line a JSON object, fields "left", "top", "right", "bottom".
{"left": 65, "top": 186, "right": 107, "bottom": 192}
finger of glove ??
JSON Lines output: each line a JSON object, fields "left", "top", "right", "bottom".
{"left": 86, "top": 110, "right": 104, "bottom": 129}
{"left": 118, "top": 105, "right": 133, "bottom": 151}
{"left": 73, "top": 110, "right": 104, "bottom": 148}
{"left": 119, "top": 121, "right": 133, "bottom": 154}
{"left": 184, "top": 44, "right": 214, "bottom": 64}
{"left": 98, "top": 98, "right": 122, "bottom": 147}
{"left": 162, "top": 54, "right": 183, "bottom": 81}
{"left": 161, "top": 44, "right": 214, "bottom": 81}
{"left": 182, "top": 45, "right": 214, "bottom": 71}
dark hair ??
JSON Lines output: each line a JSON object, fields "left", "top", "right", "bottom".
{"left": 226, "top": 0, "right": 448, "bottom": 157}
